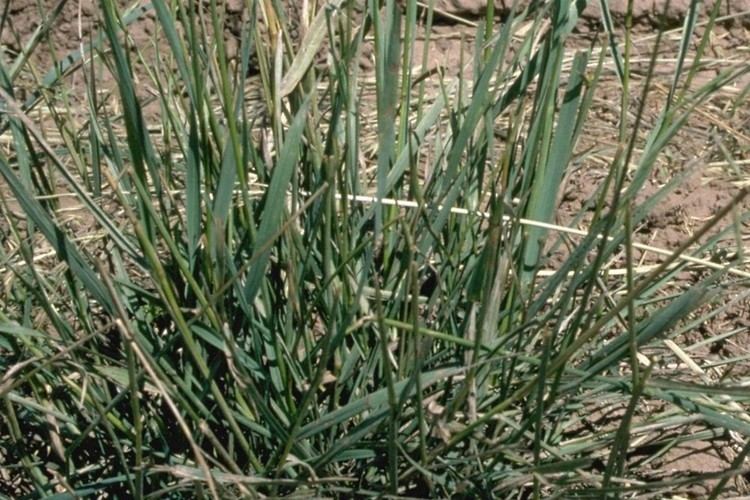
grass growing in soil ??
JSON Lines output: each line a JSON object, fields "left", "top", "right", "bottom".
{"left": 1, "top": 0, "right": 749, "bottom": 497}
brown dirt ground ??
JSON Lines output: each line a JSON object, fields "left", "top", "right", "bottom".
{"left": 1, "top": 0, "right": 749, "bottom": 496}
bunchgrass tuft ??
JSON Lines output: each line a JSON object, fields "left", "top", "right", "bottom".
{"left": 1, "top": 0, "right": 748, "bottom": 496}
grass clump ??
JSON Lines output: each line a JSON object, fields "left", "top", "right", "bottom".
{"left": 1, "top": 0, "right": 749, "bottom": 497}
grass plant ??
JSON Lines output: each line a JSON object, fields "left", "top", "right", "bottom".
{"left": 0, "top": 0, "right": 748, "bottom": 496}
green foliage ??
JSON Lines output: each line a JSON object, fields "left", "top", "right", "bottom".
{"left": 0, "top": 0, "right": 748, "bottom": 497}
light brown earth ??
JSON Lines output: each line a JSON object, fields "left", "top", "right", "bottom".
{"left": 3, "top": 0, "right": 750, "bottom": 72}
